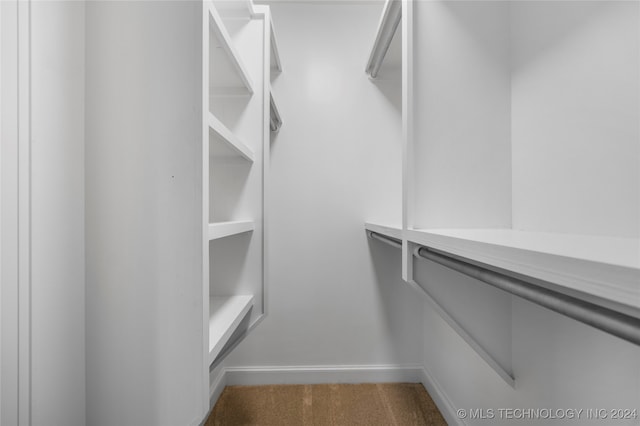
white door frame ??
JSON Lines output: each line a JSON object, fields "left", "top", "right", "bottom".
{"left": 1, "top": 1, "right": 32, "bottom": 425}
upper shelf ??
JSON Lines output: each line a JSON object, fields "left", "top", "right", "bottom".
{"left": 208, "top": 1, "right": 254, "bottom": 95}
{"left": 270, "top": 14, "right": 282, "bottom": 74}
{"left": 366, "top": 0, "right": 401, "bottom": 79}
{"left": 406, "top": 228, "right": 640, "bottom": 315}
{"left": 208, "top": 112, "right": 255, "bottom": 162}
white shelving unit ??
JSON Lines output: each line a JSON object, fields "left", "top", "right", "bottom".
{"left": 209, "top": 220, "right": 255, "bottom": 241}
{"left": 364, "top": 0, "right": 640, "bottom": 389}
{"left": 203, "top": 0, "right": 272, "bottom": 395}
{"left": 406, "top": 228, "right": 640, "bottom": 313}
{"left": 208, "top": 295, "right": 254, "bottom": 365}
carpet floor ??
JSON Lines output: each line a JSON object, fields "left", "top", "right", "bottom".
{"left": 205, "top": 383, "right": 447, "bottom": 426}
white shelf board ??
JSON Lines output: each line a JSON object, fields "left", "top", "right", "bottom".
{"left": 208, "top": 112, "right": 255, "bottom": 162}
{"left": 365, "top": 222, "right": 403, "bottom": 240}
{"left": 209, "top": 295, "right": 254, "bottom": 365}
{"left": 208, "top": 1, "right": 254, "bottom": 95}
{"left": 209, "top": 220, "right": 255, "bottom": 240}
{"left": 270, "top": 14, "right": 282, "bottom": 73}
{"left": 406, "top": 228, "right": 640, "bottom": 313}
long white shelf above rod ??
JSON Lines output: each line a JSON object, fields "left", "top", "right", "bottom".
{"left": 208, "top": 1, "right": 254, "bottom": 94}
{"left": 208, "top": 220, "right": 254, "bottom": 240}
{"left": 405, "top": 228, "right": 640, "bottom": 315}
{"left": 209, "top": 295, "right": 254, "bottom": 366}
{"left": 208, "top": 112, "right": 255, "bottom": 162}
{"left": 365, "top": 0, "right": 401, "bottom": 79}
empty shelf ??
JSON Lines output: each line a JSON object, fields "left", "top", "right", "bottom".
{"left": 365, "top": 222, "right": 402, "bottom": 240}
{"left": 406, "top": 228, "right": 640, "bottom": 313}
{"left": 209, "top": 295, "right": 254, "bottom": 365}
{"left": 270, "top": 14, "right": 282, "bottom": 73}
{"left": 208, "top": 113, "right": 255, "bottom": 162}
{"left": 209, "top": 220, "right": 254, "bottom": 240}
{"left": 208, "top": 1, "right": 254, "bottom": 95}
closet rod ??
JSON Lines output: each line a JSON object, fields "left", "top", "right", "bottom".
{"left": 365, "top": 0, "right": 401, "bottom": 79}
{"left": 367, "top": 230, "right": 402, "bottom": 248}
{"left": 416, "top": 245, "right": 640, "bottom": 347}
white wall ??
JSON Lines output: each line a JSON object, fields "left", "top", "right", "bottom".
{"left": 511, "top": 1, "right": 639, "bottom": 238}
{"left": 30, "top": 2, "right": 86, "bottom": 424}
{"left": 226, "top": 2, "right": 423, "bottom": 373}
{"left": 412, "top": 0, "right": 512, "bottom": 230}
{"left": 85, "top": 2, "right": 206, "bottom": 425}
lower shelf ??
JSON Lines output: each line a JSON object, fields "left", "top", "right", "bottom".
{"left": 209, "top": 220, "right": 254, "bottom": 240}
{"left": 209, "top": 295, "right": 254, "bottom": 366}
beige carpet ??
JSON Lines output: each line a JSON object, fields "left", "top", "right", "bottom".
{"left": 206, "top": 383, "right": 447, "bottom": 426}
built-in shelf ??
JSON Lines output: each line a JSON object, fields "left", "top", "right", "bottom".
{"left": 365, "top": 222, "right": 402, "bottom": 241}
{"left": 270, "top": 14, "right": 282, "bottom": 73}
{"left": 209, "top": 1, "right": 254, "bottom": 95}
{"left": 209, "top": 112, "right": 255, "bottom": 162}
{"left": 209, "top": 220, "right": 255, "bottom": 240}
{"left": 406, "top": 228, "right": 640, "bottom": 314}
{"left": 209, "top": 295, "right": 254, "bottom": 365}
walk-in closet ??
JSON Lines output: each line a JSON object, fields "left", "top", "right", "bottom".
{"left": 1, "top": 0, "right": 639, "bottom": 425}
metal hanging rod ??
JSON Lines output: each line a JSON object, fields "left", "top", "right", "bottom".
{"left": 417, "top": 246, "right": 640, "bottom": 347}
{"left": 365, "top": 230, "right": 640, "bottom": 346}
{"left": 367, "top": 230, "right": 402, "bottom": 248}
{"left": 365, "top": 0, "right": 401, "bottom": 79}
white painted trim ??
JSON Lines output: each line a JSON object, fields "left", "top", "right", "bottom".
{"left": 225, "top": 364, "right": 424, "bottom": 386}
{"left": 258, "top": 5, "right": 270, "bottom": 319}
{"left": 401, "top": 0, "right": 414, "bottom": 282}
{"left": 209, "top": 368, "right": 227, "bottom": 413}
{"left": 419, "top": 367, "right": 467, "bottom": 426}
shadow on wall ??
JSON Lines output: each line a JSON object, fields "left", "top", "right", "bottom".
{"left": 367, "top": 235, "right": 421, "bottom": 364}
{"left": 412, "top": 255, "right": 514, "bottom": 377}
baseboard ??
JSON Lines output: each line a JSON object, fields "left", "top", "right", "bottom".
{"left": 419, "top": 366, "right": 467, "bottom": 426}
{"left": 209, "top": 367, "right": 227, "bottom": 411}
{"left": 225, "top": 364, "right": 425, "bottom": 386}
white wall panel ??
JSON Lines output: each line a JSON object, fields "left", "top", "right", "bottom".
{"left": 85, "top": 2, "right": 205, "bottom": 425}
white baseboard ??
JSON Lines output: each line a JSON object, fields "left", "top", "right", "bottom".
{"left": 419, "top": 366, "right": 467, "bottom": 426}
{"left": 209, "top": 367, "right": 227, "bottom": 411}
{"left": 224, "top": 364, "right": 425, "bottom": 386}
